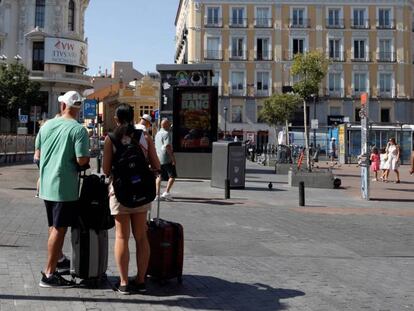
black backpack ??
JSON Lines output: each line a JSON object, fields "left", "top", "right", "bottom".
{"left": 109, "top": 130, "right": 156, "bottom": 208}
{"left": 78, "top": 174, "right": 115, "bottom": 231}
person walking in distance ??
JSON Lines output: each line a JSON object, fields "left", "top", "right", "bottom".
{"left": 103, "top": 104, "right": 160, "bottom": 294}
{"left": 36, "top": 91, "right": 90, "bottom": 288}
{"left": 155, "top": 118, "right": 177, "bottom": 201}
{"left": 370, "top": 147, "right": 380, "bottom": 181}
{"left": 385, "top": 137, "right": 401, "bottom": 183}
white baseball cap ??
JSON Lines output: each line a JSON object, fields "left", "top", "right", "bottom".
{"left": 58, "top": 91, "right": 84, "bottom": 109}
{"left": 141, "top": 114, "right": 152, "bottom": 123}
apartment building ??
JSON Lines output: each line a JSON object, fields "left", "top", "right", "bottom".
{"left": 175, "top": 0, "right": 414, "bottom": 144}
{"left": 0, "top": 0, "right": 91, "bottom": 131}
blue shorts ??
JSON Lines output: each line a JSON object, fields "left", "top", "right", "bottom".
{"left": 44, "top": 200, "right": 79, "bottom": 228}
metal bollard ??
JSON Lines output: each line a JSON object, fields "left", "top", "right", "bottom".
{"left": 299, "top": 181, "right": 305, "bottom": 206}
{"left": 96, "top": 153, "right": 101, "bottom": 174}
{"left": 225, "top": 179, "right": 230, "bottom": 199}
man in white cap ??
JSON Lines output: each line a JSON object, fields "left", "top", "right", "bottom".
{"left": 35, "top": 90, "right": 90, "bottom": 288}
{"left": 135, "top": 114, "right": 152, "bottom": 132}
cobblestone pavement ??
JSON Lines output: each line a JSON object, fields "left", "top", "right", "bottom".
{"left": 0, "top": 162, "right": 413, "bottom": 311}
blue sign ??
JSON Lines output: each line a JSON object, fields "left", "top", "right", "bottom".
{"left": 19, "top": 115, "right": 28, "bottom": 123}
{"left": 154, "top": 109, "right": 159, "bottom": 120}
{"left": 83, "top": 99, "right": 97, "bottom": 119}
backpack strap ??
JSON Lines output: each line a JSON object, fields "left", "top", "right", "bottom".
{"left": 108, "top": 132, "right": 124, "bottom": 152}
{"left": 131, "top": 129, "right": 143, "bottom": 146}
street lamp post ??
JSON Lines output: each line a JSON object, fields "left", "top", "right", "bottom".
{"left": 223, "top": 106, "right": 228, "bottom": 139}
{"left": 311, "top": 94, "right": 317, "bottom": 147}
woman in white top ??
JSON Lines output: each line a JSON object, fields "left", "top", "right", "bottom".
{"left": 385, "top": 137, "right": 400, "bottom": 183}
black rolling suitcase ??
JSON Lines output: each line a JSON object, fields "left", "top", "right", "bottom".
{"left": 147, "top": 190, "right": 184, "bottom": 284}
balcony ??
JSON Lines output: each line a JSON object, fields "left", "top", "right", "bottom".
{"left": 327, "top": 51, "right": 346, "bottom": 62}
{"left": 288, "top": 18, "right": 310, "bottom": 28}
{"left": 283, "top": 50, "right": 303, "bottom": 61}
{"left": 229, "top": 51, "right": 247, "bottom": 61}
{"left": 350, "top": 19, "right": 370, "bottom": 29}
{"left": 229, "top": 86, "right": 246, "bottom": 96}
{"left": 204, "top": 17, "right": 223, "bottom": 28}
{"left": 229, "top": 18, "right": 248, "bottom": 28}
{"left": 376, "top": 52, "right": 396, "bottom": 62}
{"left": 254, "top": 18, "right": 273, "bottom": 28}
{"left": 325, "top": 19, "right": 345, "bottom": 29}
{"left": 376, "top": 19, "right": 395, "bottom": 29}
{"left": 352, "top": 89, "right": 369, "bottom": 97}
{"left": 326, "top": 88, "right": 345, "bottom": 98}
{"left": 374, "top": 87, "right": 397, "bottom": 99}
{"left": 30, "top": 71, "right": 92, "bottom": 87}
{"left": 255, "top": 88, "right": 271, "bottom": 97}
{"left": 255, "top": 51, "right": 272, "bottom": 61}
{"left": 204, "top": 50, "right": 223, "bottom": 60}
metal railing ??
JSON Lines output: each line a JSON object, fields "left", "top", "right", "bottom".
{"left": 327, "top": 51, "right": 346, "bottom": 62}
{"left": 0, "top": 134, "right": 36, "bottom": 155}
{"left": 350, "top": 19, "right": 370, "bottom": 29}
{"left": 204, "top": 17, "right": 223, "bottom": 27}
{"left": 229, "top": 18, "right": 248, "bottom": 28}
{"left": 283, "top": 50, "right": 304, "bottom": 61}
{"left": 351, "top": 54, "right": 371, "bottom": 62}
{"left": 254, "top": 18, "right": 273, "bottom": 28}
{"left": 229, "top": 51, "right": 247, "bottom": 61}
{"left": 204, "top": 50, "right": 223, "bottom": 60}
{"left": 288, "top": 18, "right": 310, "bottom": 28}
{"left": 325, "top": 18, "right": 345, "bottom": 29}
{"left": 325, "top": 88, "right": 345, "bottom": 98}
{"left": 255, "top": 51, "right": 272, "bottom": 61}
{"left": 376, "top": 20, "right": 395, "bottom": 29}
{"left": 376, "top": 52, "right": 396, "bottom": 62}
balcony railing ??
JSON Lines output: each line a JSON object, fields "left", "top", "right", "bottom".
{"left": 327, "top": 51, "right": 346, "bottom": 62}
{"left": 325, "top": 19, "right": 345, "bottom": 29}
{"left": 204, "top": 50, "right": 223, "bottom": 60}
{"left": 30, "top": 70, "right": 92, "bottom": 86}
{"left": 352, "top": 89, "right": 369, "bottom": 97}
{"left": 254, "top": 18, "right": 273, "bottom": 28}
{"left": 377, "top": 89, "right": 396, "bottom": 98}
{"left": 204, "top": 17, "right": 223, "bottom": 28}
{"left": 283, "top": 50, "right": 304, "bottom": 61}
{"left": 351, "top": 54, "right": 371, "bottom": 62}
{"left": 229, "top": 18, "right": 248, "bottom": 28}
{"left": 255, "top": 51, "right": 272, "bottom": 61}
{"left": 350, "top": 19, "right": 370, "bottom": 29}
{"left": 326, "top": 88, "right": 345, "bottom": 98}
{"left": 288, "top": 18, "right": 310, "bottom": 28}
{"left": 229, "top": 86, "right": 246, "bottom": 96}
{"left": 376, "top": 19, "right": 395, "bottom": 29}
{"left": 255, "top": 88, "right": 271, "bottom": 97}
{"left": 229, "top": 51, "right": 247, "bottom": 61}
{"left": 376, "top": 52, "right": 396, "bottom": 62}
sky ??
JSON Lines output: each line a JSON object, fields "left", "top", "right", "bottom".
{"left": 84, "top": 0, "right": 180, "bottom": 76}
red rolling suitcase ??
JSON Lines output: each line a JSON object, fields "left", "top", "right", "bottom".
{"left": 146, "top": 192, "right": 184, "bottom": 284}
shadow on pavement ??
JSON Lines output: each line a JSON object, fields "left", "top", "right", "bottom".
{"left": 0, "top": 275, "right": 305, "bottom": 311}
{"left": 246, "top": 168, "right": 275, "bottom": 175}
{"left": 370, "top": 198, "right": 414, "bottom": 203}
{"left": 242, "top": 187, "right": 287, "bottom": 192}
{"left": 171, "top": 197, "right": 244, "bottom": 206}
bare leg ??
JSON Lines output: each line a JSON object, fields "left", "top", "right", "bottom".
{"left": 114, "top": 215, "right": 130, "bottom": 286}
{"left": 48, "top": 227, "right": 64, "bottom": 260}
{"left": 165, "top": 177, "right": 175, "bottom": 193}
{"left": 395, "top": 169, "right": 400, "bottom": 182}
{"left": 156, "top": 176, "right": 162, "bottom": 196}
{"left": 45, "top": 227, "right": 67, "bottom": 275}
{"left": 131, "top": 212, "right": 150, "bottom": 284}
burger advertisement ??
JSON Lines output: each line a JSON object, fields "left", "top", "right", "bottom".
{"left": 173, "top": 87, "right": 218, "bottom": 153}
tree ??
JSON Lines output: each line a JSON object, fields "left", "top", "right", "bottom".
{"left": 0, "top": 63, "right": 41, "bottom": 122}
{"left": 291, "top": 51, "right": 329, "bottom": 171}
{"left": 259, "top": 93, "right": 302, "bottom": 145}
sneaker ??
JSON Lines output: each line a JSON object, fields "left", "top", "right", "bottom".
{"left": 39, "top": 272, "right": 75, "bottom": 288}
{"left": 56, "top": 256, "right": 70, "bottom": 274}
{"left": 131, "top": 282, "right": 147, "bottom": 293}
{"left": 115, "top": 283, "right": 130, "bottom": 295}
{"left": 161, "top": 192, "right": 173, "bottom": 201}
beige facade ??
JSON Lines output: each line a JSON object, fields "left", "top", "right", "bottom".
{"left": 175, "top": 0, "right": 414, "bottom": 144}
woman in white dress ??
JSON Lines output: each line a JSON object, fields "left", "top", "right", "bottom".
{"left": 385, "top": 137, "right": 400, "bottom": 183}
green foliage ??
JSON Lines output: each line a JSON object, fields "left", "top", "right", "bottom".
{"left": 259, "top": 93, "right": 302, "bottom": 127}
{"left": 291, "top": 51, "right": 329, "bottom": 100}
{"left": 0, "top": 63, "right": 41, "bottom": 119}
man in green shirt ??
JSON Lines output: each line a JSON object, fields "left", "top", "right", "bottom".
{"left": 35, "top": 91, "right": 90, "bottom": 288}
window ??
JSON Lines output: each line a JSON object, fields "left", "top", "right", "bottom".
{"left": 206, "top": 7, "right": 220, "bottom": 26}
{"left": 328, "top": 73, "right": 342, "bottom": 96}
{"left": 292, "top": 38, "right": 304, "bottom": 55}
{"left": 212, "top": 70, "right": 221, "bottom": 95}
{"left": 231, "top": 7, "right": 245, "bottom": 27}
{"left": 354, "top": 73, "right": 368, "bottom": 93}
{"left": 68, "top": 0, "right": 75, "bottom": 31}
{"left": 138, "top": 106, "right": 153, "bottom": 118}
{"left": 291, "top": 8, "right": 306, "bottom": 27}
{"left": 378, "top": 39, "right": 393, "bottom": 62}
{"left": 327, "top": 9, "right": 342, "bottom": 28}
{"left": 353, "top": 39, "right": 366, "bottom": 60}
{"left": 65, "top": 65, "right": 75, "bottom": 73}
{"left": 231, "top": 105, "right": 243, "bottom": 123}
{"left": 329, "top": 39, "right": 342, "bottom": 60}
{"left": 231, "top": 71, "right": 245, "bottom": 95}
{"left": 256, "top": 38, "right": 270, "bottom": 60}
{"left": 379, "top": 73, "right": 392, "bottom": 96}
{"left": 256, "top": 71, "right": 270, "bottom": 96}
{"left": 35, "top": 0, "right": 45, "bottom": 28}
{"left": 206, "top": 37, "right": 221, "bottom": 59}
{"left": 255, "top": 7, "right": 271, "bottom": 27}
{"left": 380, "top": 108, "right": 390, "bottom": 123}
{"left": 231, "top": 37, "right": 245, "bottom": 59}
{"left": 352, "top": 8, "right": 367, "bottom": 28}
{"left": 378, "top": 8, "right": 392, "bottom": 28}
{"left": 32, "top": 41, "right": 44, "bottom": 71}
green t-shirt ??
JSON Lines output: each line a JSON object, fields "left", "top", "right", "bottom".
{"left": 155, "top": 128, "right": 172, "bottom": 165}
{"left": 35, "top": 117, "right": 90, "bottom": 202}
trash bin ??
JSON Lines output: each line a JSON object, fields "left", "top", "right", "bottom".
{"left": 211, "top": 141, "right": 246, "bottom": 189}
